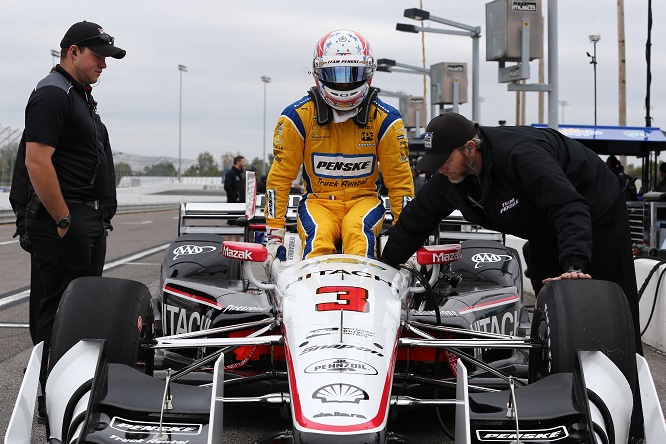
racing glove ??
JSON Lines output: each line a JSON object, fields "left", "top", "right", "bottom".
{"left": 264, "top": 227, "right": 285, "bottom": 279}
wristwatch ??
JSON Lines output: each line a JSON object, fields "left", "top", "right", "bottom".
{"left": 566, "top": 266, "right": 583, "bottom": 274}
{"left": 56, "top": 214, "right": 71, "bottom": 229}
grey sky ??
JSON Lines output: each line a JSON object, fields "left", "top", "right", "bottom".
{"left": 1, "top": 0, "right": 663, "bottom": 165}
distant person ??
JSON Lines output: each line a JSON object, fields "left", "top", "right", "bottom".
{"left": 606, "top": 155, "right": 637, "bottom": 200}
{"left": 264, "top": 29, "right": 413, "bottom": 264}
{"left": 412, "top": 168, "right": 426, "bottom": 195}
{"left": 656, "top": 162, "right": 666, "bottom": 192}
{"left": 224, "top": 155, "right": 245, "bottom": 203}
{"left": 20, "top": 20, "right": 123, "bottom": 422}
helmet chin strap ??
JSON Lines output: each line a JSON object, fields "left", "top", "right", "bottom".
{"left": 308, "top": 86, "right": 378, "bottom": 128}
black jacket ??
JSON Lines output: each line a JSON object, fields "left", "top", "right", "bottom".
{"left": 381, "top": 126, "right": 621, "bottom": 272}
{"left": 224, "top": 166, "right": 244, "bottom": 203}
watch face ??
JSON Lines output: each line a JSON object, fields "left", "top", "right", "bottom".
{"left": 57, "top": 217, "right": 70, "bottom": 228}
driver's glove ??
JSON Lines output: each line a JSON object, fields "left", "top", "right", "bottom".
{"left": 264, "top": 227, "right": 285, "bottom": 279}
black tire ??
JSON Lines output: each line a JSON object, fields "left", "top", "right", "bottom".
{"left": 49, "top": 277, "right": 154, "bottom": 373}
{"left": 528, "top": 279, "right": 636, "bottom": 387}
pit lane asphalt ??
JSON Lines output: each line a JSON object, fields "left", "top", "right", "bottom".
{"left": 0, "top": 209, "right": 664, "bottom": 443}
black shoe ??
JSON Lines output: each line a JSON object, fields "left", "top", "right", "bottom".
{"left": 36, "top": 395, "right": 46, "bottom": 424}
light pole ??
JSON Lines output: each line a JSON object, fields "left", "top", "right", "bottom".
{"left": 558, "top": 100, "right": 569, "bottom": 124}
{"left": 261, "top": 76, "right": 272, "bottom": 177}
{"left": 398, "top": 8, "right": 481, "bottom": 122}
{"left": 587, "top": 35, "right": 600, "bottom": 126}
{"left": 178, "top": 64, "right": 187, "bottom": 182}
{"left": 51, "top": 49, "right": 59, "bottom": 67}
{"left": 376, "top": 59, "right": 436, "bottom": 120}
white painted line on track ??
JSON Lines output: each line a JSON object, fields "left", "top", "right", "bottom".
{"left": 0, "top": 323, "right": 29, "bottom": 328}
{"left": 0, "top": 240, "right": 18, "bottom": 246}
{"left": 0, "top": 243, "right": 170, "bottom": 309}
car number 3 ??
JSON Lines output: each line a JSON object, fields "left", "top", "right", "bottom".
{"left": 315, "top": 286, "right": 369, "bottom": 313}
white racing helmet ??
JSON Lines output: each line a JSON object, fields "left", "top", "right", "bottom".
{"left": 312, "top": 29, "right": 376, "bottom": 111}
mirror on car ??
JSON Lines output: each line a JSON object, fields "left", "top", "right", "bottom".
{"left": 416, "top": 244, "right": 462, "bottom": 265}
{"left": 222, "top": 241, "right": 268, "bottom": 262}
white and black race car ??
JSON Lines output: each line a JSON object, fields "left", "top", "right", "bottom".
{"left": 7, "top": 172, "right": 666, "bottom": 444}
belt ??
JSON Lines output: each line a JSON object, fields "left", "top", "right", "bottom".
{"left": 65, "top": 198, "right": 100, "bottom": 209}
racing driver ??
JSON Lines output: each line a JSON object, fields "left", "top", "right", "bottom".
{"left": 264, "top": 29, "right": 413, "bottom": 264}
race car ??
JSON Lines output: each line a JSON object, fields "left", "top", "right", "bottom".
{"left": 7, "top": 172, "right": 666, "bottom": 444}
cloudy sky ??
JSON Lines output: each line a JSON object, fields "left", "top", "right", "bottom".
{"left": 1, "top": 0, "right": 663, "bottom": 165}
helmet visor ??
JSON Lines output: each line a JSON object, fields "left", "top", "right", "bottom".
{"left": 315, "top": 66, "right": 370, "bottom": 83}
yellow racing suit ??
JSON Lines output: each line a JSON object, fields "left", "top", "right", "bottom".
{"left": 265, "top": 91, "right": 414, "bottom": 259}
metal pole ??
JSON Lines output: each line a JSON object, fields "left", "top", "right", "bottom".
{"left": 260, "top": 76, "right": 272, "bottom": 177}
{"left": 177, "top": 64, "right": 187, "bottom": 182}
{"left": 471, "top": 29, "right": 480, "bottom": 122}
{"left": 547, "top": 0, "right": 559, "bottom": 129}
{"left": 593, "top": 40, "right": 598, "bottom": 127}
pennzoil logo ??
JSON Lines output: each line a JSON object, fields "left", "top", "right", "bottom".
{"left": 476, "top": 425, "right": 568, "bottom": 441}
{"left": 313, "top": 383, "right": 369, "bottom": 403}
{"left": 173, "top": 244, "right": 216, "bottom": 260}
{"left": 305, "top": 358, "right": 378, "bottom": 375}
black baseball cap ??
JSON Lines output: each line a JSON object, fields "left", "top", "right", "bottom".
{"left": 415, "top": 112, "right": 477, "bottom": 174}
{"left": 60, "top": 21, "right": 126, "bottom": 59}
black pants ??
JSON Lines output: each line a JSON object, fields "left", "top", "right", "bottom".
{"left": 28, "top": 253, "right": 43, "bottom": 345}
{"left": 25, "top": 203, "right": 106, "bottom": 390}
{"left": 527, "top": 196, "right": 644, "bottom": 437}
{"left": 527, "top": 196, "right": 641, "bottom": 353}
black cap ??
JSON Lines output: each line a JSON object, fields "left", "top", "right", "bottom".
{"left": 415, "top": 112, "right": 477, "bottom": 174}
{"left": 60, "top": 21, "right": 126, "bottom": 59}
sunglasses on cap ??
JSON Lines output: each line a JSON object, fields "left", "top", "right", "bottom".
{"left": 73, "top": 33, "right": 115, "bottom": 47}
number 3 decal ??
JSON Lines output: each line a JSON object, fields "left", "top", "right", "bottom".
{"left": 316, "top": 286, "right": 369, "bottom": 313}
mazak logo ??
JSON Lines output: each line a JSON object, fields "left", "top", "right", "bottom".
{"left": 471, "top": 253, "right": 513, "bottom": 269}
{"left": 476, "top": 425, "right": 568, "bottom": 441}
{"left": 173, "top": 244, "right": 216, "bottom": 260}
{"left": 312, "top": 153, "right": 375, "bottom": 179}
{"left": 432, "top": 250, "right": 462, "bottom": 264}
{"left": 447, "top": 65, "right": 464, "bottom": 72}
{"left": 313, "top": 383, "right": 369, "bottom": 403}
{"left": 305, "top": 358, "right": 378, "bottom": 375}
{"left": 512, "top": 1, "right": 537, "bottom": 12}
{"left": 222, "top": 245, "right": 253, "bottom": 260}
{"left": 110, "top": 417, "right": 202, "bottom": 435}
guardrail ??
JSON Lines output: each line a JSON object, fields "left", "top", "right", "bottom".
{"left": 0, "top": 203, "right": 181, "bottom": 226}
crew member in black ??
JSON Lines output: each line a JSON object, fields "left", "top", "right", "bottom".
{"left": 20, "top": 21, "right": 124, "bottom": 418}
{"left": 224, "top": 155, "right": 246, "bottom": 203}
{"left": 380, "top": 112, "right": 644, "bottom": 441}
{"left": 381, "top": 113, "right": 640, "bottom": 352}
